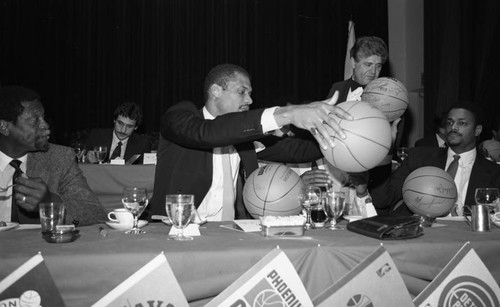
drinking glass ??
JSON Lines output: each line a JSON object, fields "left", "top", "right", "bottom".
{"left": 122, "top": 187, "right": 149, "bottom": 234}
{"left": 324, "top": 191, "right": 346, "bottom": 230}
{"left": 74, "top": 143, "right": 86, "bottom": 163}
{"left": 297, "top": 186, "right": 321, "bottom": 230}
{"left": 165, "top": 194, "right": 195, "bottom": 241}
{"left": 397, "top": 147, "right": 409, "bottom": 162}
{"left": 475, "top": 188, "right": 500, "bottom": 211}
{"left": 94, "top": 146, "right": 108, "bottom": 164}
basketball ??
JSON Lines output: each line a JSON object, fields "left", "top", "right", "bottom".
{"left": 243, "top": 163, "right": 304, "bottom": 219}
{"left": 481, "top": 140, "right": 500, "bottom": 162}
{"left": 361, "top": 77, "right": 409, "bottom": 122}
{"left": 402, "top": 166, "right": 457, "bottom": 217}
{"left": 320, "top": 101, "right": 392, "bottom": 172}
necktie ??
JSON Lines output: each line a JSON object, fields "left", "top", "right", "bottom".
{"left": 221, "top": 151, "right": 235, "bottom": 221}
{"left": 446, "top": 154, "right": 460, "bottom": 215}
{"left": 9, "top": 160, "right": 22, "bottom": 222}
{"left": 110, "top": 141, "right": 122, "bottom": 160}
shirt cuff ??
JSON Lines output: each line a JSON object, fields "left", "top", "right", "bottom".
{"left": 261, "top": 107, "right": 281, "bottom": 133}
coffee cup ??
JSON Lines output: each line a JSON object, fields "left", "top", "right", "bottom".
{"left": 108, "top": 208, "right": 133, "bottom": 225}
{"left": 39, "top": 202, "right": 65, "bottom": 234}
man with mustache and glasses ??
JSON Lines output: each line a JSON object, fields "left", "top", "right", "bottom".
{"left": 85, "top": 102, "right": 151, "bottom": 164}
{"left": 146, "top": 63, "right": 354, "bottom": 221}
{"left": 369, "top": 102, "right": 500, "bottom": 216}
{"left": 0, "top": 86, "right": 107, "bottom": 225}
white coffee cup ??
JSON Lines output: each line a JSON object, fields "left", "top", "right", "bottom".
{"left": 493, "top": 212, "right": 500, "bottom": 221}
{"left": 108, "top": 208, "right": 133, "bottom": 225}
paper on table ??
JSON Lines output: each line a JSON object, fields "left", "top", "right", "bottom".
{"left": 233, "top": 219, "right": 261, "bottom": 232}
{"left": 168, "top": 224, "right": 201, "bottom": 236}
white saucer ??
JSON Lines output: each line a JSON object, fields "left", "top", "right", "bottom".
{"left": 105, "top": 220, "right": 148, "bottom": 230}
{"left": 343, "top": 215, "right": 363, "bottom": 222}
{"left": 0, "top": 222, "right": 19, "bottom": 231}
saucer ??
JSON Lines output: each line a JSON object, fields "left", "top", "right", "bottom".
{"left": 43, "top": 229, "right": 80, "bottom": 243}
{"left": 0, "top": 222, "right": 19, "bottom": 231}
{"left": 105, "top": 220, "right": 148, "bottom": 230}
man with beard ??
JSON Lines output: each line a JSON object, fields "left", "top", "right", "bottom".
{"left": 147, "top": 63, "right": 354, "bottom": 221}
{"left": 370, "top": 102, "right": 500, "bottom": 216}
{"left": 0, "top": 86, "right": 107, "bottom": 225}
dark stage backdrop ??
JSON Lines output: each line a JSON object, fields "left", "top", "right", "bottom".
{"left": 0, "top": 0, "right": 388, "bottom": 146}
{"left": 424, "top": 0, "right": 500, "bottom": 141}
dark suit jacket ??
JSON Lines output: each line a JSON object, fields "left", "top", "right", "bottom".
{"left": 146, "top": 101, "right": 324, "bottom": 219}
{"left": 85, "top": 128, "right": 152, "bottom": 162}
{"left": 14, "top": 144, "right": 107, "bottom": 225}
{"left": 370, "top": 147, "right": 500, "bottom": 215}
{"left": 326, "top": 78, "right": 363, "bottom": 101}
{"left": 414, "top": 134, "right": 440, "bottom": 147}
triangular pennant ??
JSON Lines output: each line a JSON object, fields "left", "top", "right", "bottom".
{"left": 313, "top": 245, "right": 413, "bottom": 306}
{"left": 206, "top": 248, "right": 313, "bottom": 307}
{"left": 0, "top": 253, "right": 65, "bottom": 306}
{"left": 414, "top": 242, "right": 500, "bottom": 307}
{"left": 91, "top": 252, "right": 188, "bottom": 307}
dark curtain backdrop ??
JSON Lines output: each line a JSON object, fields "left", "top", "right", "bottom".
{"left": 0, "top": 0, "right": 388, "bottom": 145}
{"left": 424, "top": 0, "right": 500, "bottom": 140}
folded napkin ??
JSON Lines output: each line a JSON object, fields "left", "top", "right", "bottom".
{"left": 168, "top": 224, "right": 201, "bottom": 236}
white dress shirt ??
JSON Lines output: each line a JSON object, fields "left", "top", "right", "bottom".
{"left": 446, "top": 148, "right": 476, "bottom": 215}
{"left": 197, "top": 107, "right": 280, "bottom": 221}
{"left": 0, "top": 151, "right": 27, "bottom": 222}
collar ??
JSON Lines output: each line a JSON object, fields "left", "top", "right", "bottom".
{"left": 448, "top": 147, "right": 476, "bottom": 166}
{"left": 113, "top": 131, "right": 129, "bottom": 146}
{"left": 0, "top": 150, "right": 28, "bottom": 172}
{"left": 203, "top": 106, "right": 216, "bottom": 120}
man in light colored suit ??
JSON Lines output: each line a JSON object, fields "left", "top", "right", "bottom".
{"left": 0, "top": 86, "right": 107, "bottom": 225}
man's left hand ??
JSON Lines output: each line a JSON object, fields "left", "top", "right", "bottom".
{"left": 13, "top": 176, "right": 49, "bottom": 212}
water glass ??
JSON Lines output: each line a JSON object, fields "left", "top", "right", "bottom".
{"left": 165, "top": 194, "right": 195, "bottom": 241}
{"left": 94, "top": 146, "right": 108, "bottom": 164}
{"left": 39, "top": 202, "right": 65, "bottom": 234}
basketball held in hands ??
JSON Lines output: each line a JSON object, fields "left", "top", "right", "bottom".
{"left": 320, "top": 101, "right": 392, "bottom": 172}
{"left": 361, "top": 77, "right": 409, "bottom": 122}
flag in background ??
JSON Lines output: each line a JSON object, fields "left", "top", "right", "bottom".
{"left": 344, "top": 20, "right": 356, "bottom": 80}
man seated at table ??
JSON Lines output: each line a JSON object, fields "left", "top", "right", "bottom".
{"left": 85, "top": 102, "right": 151, "bottom": 164}
{"left": 369, "top": 102, "right": 500, "bottom": 216}
{"left": 146, "top": 63, "right": 354, "bottom": 221}
{"left": 0, "top": 86, "right": 107, "bottom": 225}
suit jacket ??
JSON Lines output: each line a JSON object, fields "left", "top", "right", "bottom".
{"left": 16, "top": 143, "right": 108, "bottom": 225}
{"left": 370, "top": 146, "right": 500, "bottom": 215}
{"left": 326, "top": 79, "right": 363, "bottom": 101}
{"left": 85, "top": 128, "right": 152, "bottom": 162}
{"left": 146, "top": 101, "right": 324, "bottom": 219}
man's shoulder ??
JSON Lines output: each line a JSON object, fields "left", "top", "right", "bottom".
{"left": 28, "top": 144, "right": 74, "bottom": 163}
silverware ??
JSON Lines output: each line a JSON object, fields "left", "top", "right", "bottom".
{"left": 0, "top": 184, "right": 15, "bottom": 192}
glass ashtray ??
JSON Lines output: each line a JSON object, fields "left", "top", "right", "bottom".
{"left": 42, "top": 229, "right": 80, "bottom": 243}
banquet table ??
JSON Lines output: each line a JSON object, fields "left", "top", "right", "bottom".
{"left": 79, "top": 164, "right": 155, "bottom": 211}
{"left": 1, "top": 219, "right": 500, "bottom": 306}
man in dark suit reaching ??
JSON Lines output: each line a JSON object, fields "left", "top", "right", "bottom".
{"left": 147, "top": 63, "right": 354, "bottom": 221}
{"left": 85, "top": 102, "right": 151, "bottom": 163}
{"left": 370, "top": 102, "right": 500, "bottom": 216}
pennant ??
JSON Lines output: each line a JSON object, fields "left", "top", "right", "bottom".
{"left": 344, "top": 20, "right": 356, "bottom": 80}
{"left": 206, "top": 248, "right": 313, "bottom": 307}
{"left": 313, "top": 245, "right": 413, "bottom": 306}
{"left": 414, "top": 242, "right": 500, "bottom": 307}
{"left": 0, "top": 253, "right": 65, "bottom": 306}
{"left": 91, "top": 252, "right": 188, "bottom": 307}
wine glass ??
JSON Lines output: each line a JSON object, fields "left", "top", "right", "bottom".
{"left": 94, "top": 146, "right": 108, "bottom": 164}
{"left": 165, "top": 194, "right": 195, "bottom": 241}
{"left": 397, "top": 147, "right": 409, "bottom": 162}
{"left": 324, "top": 191, "right": 346, "bottom": 230}
{"left": 122, "top": 187, "right": 149, "bottom": 234}
{"left": 475, "top": 188, "right": 500, "bottom": 212}
{"left": 73, "top": 143, "right": 86, "bottom": 163}
{"left": 297, "top": 186, "right": 321, "bottom": 230}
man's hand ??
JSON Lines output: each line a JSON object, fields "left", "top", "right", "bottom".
{"left": 273, "top": 91, "right": 353, "bottom": 150}
{"left": 301, "top": 169, "right": 332, "bottom": 188}
{"left": 86, "top": 150, "right": 98, "bottom": 164}
{"left": 13, "top": 176, "right": 49, "bottom": 212}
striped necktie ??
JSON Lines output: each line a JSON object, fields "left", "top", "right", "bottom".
{"left": 446, "top": 154, "right": 460, "bottom": 215}
{"left": 9, "top": 160, "right": 23, "bottom": 222}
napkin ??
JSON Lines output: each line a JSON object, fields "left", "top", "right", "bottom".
{"left": 168, "top": 224, "right": 201, "bottom": 236}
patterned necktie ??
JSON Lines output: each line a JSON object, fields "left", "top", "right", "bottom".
{"left": 221, "top": 151, "right": 235, "bottom": 221}
{"left": 110, "top": 141, "right": 122, "bottom": 160}
{"left": 9, "top": 160, "right": 23, "bottom": 222}
{"left": 446, "top": 154, "right": 460, "bottom": 215}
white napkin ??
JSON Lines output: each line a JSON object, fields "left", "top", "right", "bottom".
{"left": 346, "top": 87, "right": 364, "bottom": 101}
{"left": 168, "top": 224, "right": 201, "bottom": 236}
